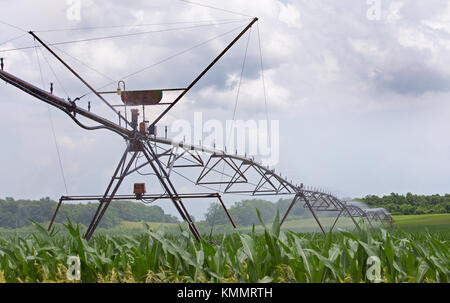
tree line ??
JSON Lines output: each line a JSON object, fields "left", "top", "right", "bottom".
{"left": 0, "top": 197, "right": 179, "bottom": 229}
{"left": 356, "top": 193, "right": 450, "bottom": 215}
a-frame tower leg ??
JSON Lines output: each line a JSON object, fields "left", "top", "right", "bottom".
{"left": 85, "top": 146, "right": 138, "bottom": 240}
{"left": 280, "top": 192, "right": 327, "bottom": 235}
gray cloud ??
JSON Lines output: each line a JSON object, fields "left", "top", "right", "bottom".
{"left": 373, "top": 65, "right": 450, "bottom": 95}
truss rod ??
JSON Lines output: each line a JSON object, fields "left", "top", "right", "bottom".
{"left": 150, "top": 17, "right": 258, "bottom": 127}
{"left": 28, "top": 31, "right": 132, "bottom": 128}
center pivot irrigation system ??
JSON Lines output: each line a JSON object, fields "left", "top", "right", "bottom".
{"left": 0, "top": 17, "right": 393, "bottom": 241}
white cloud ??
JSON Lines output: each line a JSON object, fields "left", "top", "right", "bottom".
{"left": 385, "top": 2, "right": 404, "bottom": 24}
{"left": 278, "top": 2, "right": 303, "bottom": 29}
{"left": 421, "top": 2, "right": 450, "bottom": 34}
{"left": 397, "top": 27, "right": 437, "bottom": 52}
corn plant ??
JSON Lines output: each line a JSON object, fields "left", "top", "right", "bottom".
{"left": 0, "top": 215, "right": 448, "bottom": 283}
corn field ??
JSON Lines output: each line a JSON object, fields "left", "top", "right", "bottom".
{"left": 0, "top": 212, "right": 448, "bottom": 283}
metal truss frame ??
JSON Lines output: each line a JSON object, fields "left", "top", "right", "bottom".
{"left": 0, "top": 16, "right": 395, "bottom": 240}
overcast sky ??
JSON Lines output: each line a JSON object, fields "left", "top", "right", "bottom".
{"left": 0, "top": 0, "right": 449, "bottom": 220}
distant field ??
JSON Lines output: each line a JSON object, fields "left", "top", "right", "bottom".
{"left": 392, "top": 214, "right": 450, "bottom": 226}
{"left": 391, "top": 214, "right": 450, "bottom": 233}
{"left": 119, "top": 221, "right": 180, "bottom": 230}
{"left": 1, "top": 213, "right": 447, "bottom": 236}
{"left": 118, "top": 213, "right": 450, "bottom": 235}
{"left": 234, "top": 214, "right": 450, "bottom": 234}
{"left": 237, "top": 216, "right": 357, "bottom": 233}
{"left": 117, "top": 217, "right": 358, "bottom": 234}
